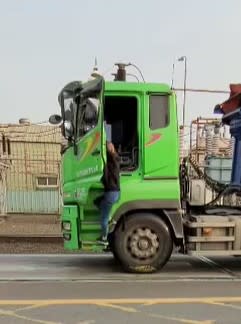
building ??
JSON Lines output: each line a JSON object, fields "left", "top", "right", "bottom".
{"left": 0, "top": 119, "right": 62, "bottom": 215}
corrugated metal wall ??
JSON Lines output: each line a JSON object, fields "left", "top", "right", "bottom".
{"left": 6, "top": 190, "right": 60, "bottom": 213}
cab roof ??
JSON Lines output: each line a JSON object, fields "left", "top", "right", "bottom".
{"left": 104, "top": 81, "right": 172, "bottom": 94}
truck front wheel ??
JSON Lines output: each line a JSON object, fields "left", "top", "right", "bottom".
{"left": 114, "top": 213, "right": 173, "bottom": 273}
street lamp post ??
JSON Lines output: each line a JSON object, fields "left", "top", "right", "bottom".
{"left": 178, "top": 56, "right": 187, "bottom": 128}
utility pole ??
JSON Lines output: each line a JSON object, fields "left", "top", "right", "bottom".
{"left": 178, "top": 56, "right": 187, "bottom": 128}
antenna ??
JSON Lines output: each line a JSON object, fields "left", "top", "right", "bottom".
{"left": 171, "top": 61, "right": 175, "bottom": 89}
{"left": 90, "top": 57, "right": 102, "bottom": 79}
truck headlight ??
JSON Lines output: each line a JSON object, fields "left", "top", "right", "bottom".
{"left": 62, "top": 221, "right": 71, "bottom": 231}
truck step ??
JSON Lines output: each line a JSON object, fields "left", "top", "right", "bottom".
{"left": 81, "top": 221, "right": 101, "bottom": 232}
{"left": 82, "top": 210, "right": 100, "bottom": 223}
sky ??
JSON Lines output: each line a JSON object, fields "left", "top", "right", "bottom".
{"left": 0, "top": 0, "right": 241, "bottom": 129}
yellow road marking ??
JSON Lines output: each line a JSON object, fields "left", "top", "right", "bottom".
{"left": 0, "top": 309, "right": 60, "bottom": 324}
{"left": 150, "top": 313, "right": 215, "bottom": 324}
{"left": 16, "top": 303, "right": 51, "bottom": 312}
{"left": 96, "top": 303, "right": 216, "bottom": 324}
{"left": 2, "top": 298, "right": 237, "bottom": 324}
{"left": 0, "top": 297, "right": 241, "bottom": 306}
{"left": 97, "top": 302, "right": 137, "bottom": 313}
{"left": 206, "top": 301, "right": 241, "bottom": 311}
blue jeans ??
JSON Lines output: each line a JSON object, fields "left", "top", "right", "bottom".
{"left": 99, "top": 191, "right": 120, "bottom": 237}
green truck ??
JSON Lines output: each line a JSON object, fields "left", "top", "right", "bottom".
{"left": 49, "top": 63, "right": 241, "bottom": 273}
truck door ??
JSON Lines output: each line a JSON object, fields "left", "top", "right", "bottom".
{"left": 74, "top": 78, "right": 106, "bottom": 189}
{"left": 61, "top": 77, "right": 106, "bottom": 202}
{"left": 143, "top": 92, "right": 179, "bottom": 178}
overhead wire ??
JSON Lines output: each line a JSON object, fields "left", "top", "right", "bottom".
{"left": 173, "top": 87, "right": 229, "bottom": 94}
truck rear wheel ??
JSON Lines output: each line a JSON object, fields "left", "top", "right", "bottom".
{"left": 114, "top": 213, "right": 173, "bottom": 273}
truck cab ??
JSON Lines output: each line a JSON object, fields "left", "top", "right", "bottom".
{"left": 50, "top": 67, "right": 183, "bottom": 273}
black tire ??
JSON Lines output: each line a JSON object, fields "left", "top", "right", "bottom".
{"left": 107, "top": 233, "right": 121, "bottom": 264}
{"left": 114, "top": 213, "right": 173, "bottom": 273}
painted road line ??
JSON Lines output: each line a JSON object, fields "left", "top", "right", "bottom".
{"left": 1, "top": 302, "right": 217, "bottom": 324}
{"left": 0, "top": 308, "right": 60, "bottom": 324}
{"left": 96, "top": 304, "right": 216, "bottom": 324}
{"left": 97, "top": 304, "right": 216, "bottom": 324}
{"left": 0, "top": 297, "right": 241, "bottom": 305}
{"left": 149, "top": 313, "right": 215, "bottom": 324}
{"left": 205, "top": 301, "right": 241, "bottom": 311}
{"left": 96, "top": 303, "right": 137, "bottom": 313}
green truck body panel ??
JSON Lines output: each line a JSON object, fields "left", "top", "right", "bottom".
{"left": 59, "top": 79, "right": 182, "bottom": 251}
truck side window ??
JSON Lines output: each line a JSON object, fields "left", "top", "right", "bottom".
{"left": 149, "top": 95, "right": 169, "bottom": 130}
{"left": 76, "top": 98, "right": 99, "bottom": 139}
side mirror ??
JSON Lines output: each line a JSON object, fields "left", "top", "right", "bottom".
{"left": 49, "top": 114, "right": 62, "bottom": 125}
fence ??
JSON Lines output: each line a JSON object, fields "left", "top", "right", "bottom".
{"left": 0, "top": 137, "right": 62, "bottom": 215}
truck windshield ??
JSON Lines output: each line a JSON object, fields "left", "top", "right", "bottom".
{"left": 58, "top": 77, "right": 103, "bottom": 140}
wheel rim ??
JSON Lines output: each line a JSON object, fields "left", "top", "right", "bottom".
{"left": 127, "top": 227, "right": 159, "bottom": 260}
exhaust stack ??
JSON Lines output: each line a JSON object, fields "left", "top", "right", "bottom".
{"left": 114, "top": 63, "right": 129, "bottom": 81}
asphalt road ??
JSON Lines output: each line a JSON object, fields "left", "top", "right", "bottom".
{"left": 0, "top": 254, "right": 241, "bottom": 324}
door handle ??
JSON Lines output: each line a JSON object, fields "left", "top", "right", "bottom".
{"left": 92, "top": 149, "right": 101, "bottom": 156}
